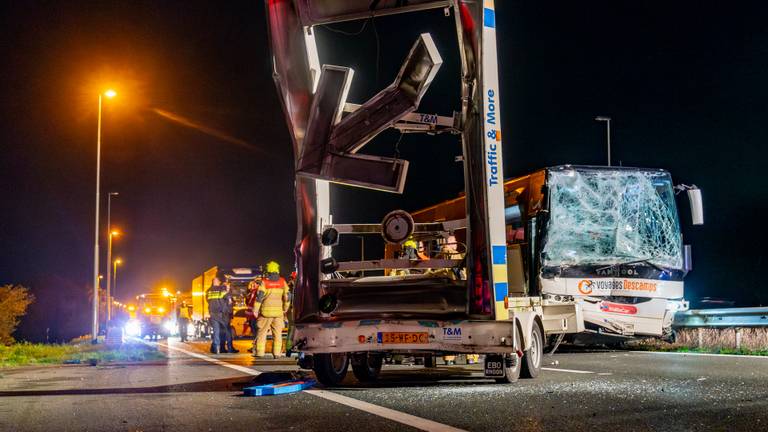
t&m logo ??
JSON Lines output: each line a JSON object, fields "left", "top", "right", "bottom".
{"left": 577, "top": 279, "right": 594, "bottom": 295}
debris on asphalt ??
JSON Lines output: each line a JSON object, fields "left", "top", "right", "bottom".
{"left": 243, "top": 379, "right": 316, "bottom": 396}
{"left": 243, "top": 371, "right": 317, "bottom": 396}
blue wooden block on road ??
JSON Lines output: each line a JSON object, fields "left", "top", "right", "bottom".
{"left": 243, "top": 379, "right": 316, "bottom": 396}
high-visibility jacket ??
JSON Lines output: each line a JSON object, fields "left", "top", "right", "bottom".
{"left": 254, "top": 276, "right": 290, "bottom": 318}
{"left": 206, "top": 284, "right": 228, "bottom": 319}
{"left": 179, "top": 306, "right": 191, "bottom": 320}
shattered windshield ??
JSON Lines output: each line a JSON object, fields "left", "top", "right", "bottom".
{"left": 542, "top": 167, "right": 683, "bottom": 269}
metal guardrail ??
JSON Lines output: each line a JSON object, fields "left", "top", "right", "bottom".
{"left": 674, "top": 307, "right": 768, "bottom": 328}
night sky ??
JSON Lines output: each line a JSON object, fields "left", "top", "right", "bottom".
{"left": 1, "top": 1, "right": 767, "bottom": 342}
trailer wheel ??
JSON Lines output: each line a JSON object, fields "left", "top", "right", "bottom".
{"left": 351, "top": 353, "right": 383, "bottom": 382}
{"left": 313, "top": 353, "right": 349, "bottom": 386}
{"left": 494, "top": 324, "right": 523, "bottom": 384}
{"left": 494, "top": 353, "right": 521, "bottom": 384}
{"left": 521, "top": 322, "right": 543, "bottom": 379}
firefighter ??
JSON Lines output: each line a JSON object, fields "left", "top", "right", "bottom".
{"left": 205, "top": 273, "right": 228, "bottom": 354}
{"left": 253, "top": 261, "right": 290, "bottom": 358}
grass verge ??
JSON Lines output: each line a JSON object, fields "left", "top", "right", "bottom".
{"left": 629, "top": 339, "right": 768, "bottom": 356}
{"left": 0, "top": 342, "right": 165, "bottom": 368}
{"left": 670, "top": 346, "right": 768, "bottom": 356}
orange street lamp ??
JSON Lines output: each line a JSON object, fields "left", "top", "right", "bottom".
{"left": 91, "top": 89, "right": 118, "bottom": 343}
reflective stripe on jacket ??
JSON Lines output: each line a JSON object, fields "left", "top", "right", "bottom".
{"left": 206, "top": 285, "right": 228, "bottom": 318}
{"left": 254, "top": 277, "right": 289, "bottom": 318}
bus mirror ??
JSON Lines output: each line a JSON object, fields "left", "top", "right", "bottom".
{"left": 687, "top": 187, "right": 704, "bottom": 225}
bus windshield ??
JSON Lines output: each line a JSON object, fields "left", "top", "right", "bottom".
{"left": 542, "top": 167, "right": 683, "bottom": 270}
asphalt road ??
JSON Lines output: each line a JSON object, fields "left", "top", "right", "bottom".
{"left": 1, "top": 339, "right": 767, "bottom": 432}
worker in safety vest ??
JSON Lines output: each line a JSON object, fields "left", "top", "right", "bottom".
{"left": 177, "top": 301, "right": 191, "bottom": 342}
{"left": 253, "top": 261, "right": 290, "bottom": 358}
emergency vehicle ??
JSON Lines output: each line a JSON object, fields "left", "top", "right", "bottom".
{"left": 125, "top": 293, "right": 175, "bottom": 340}
{"left": 189, "top": 266, "right": 262, "bottom": 337}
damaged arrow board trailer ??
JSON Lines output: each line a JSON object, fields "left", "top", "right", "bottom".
{"left": 411, "top": 165, "right": 703, "bottom": 343}
{"left": 265, "top": 0, "right": 584, "bottom": 386}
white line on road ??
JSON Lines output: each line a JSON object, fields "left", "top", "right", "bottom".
{"left": 542, "top": 367, "right": 596, "bottom": 374}
{"left": 156, "top": 341, "right": 467, "bottom": 432}
{"left": 305, "top": 389, "right": 467, "bottom": 432}
{"left": 155, "top": 341, "right": 261, "bottom": 376}
{"left": 631, "top": 351, "right": 768, "bottom": 360}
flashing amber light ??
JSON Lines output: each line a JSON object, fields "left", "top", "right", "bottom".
{"left": 128, "top": 305, "right": 135, "bottom": 312}
{"left": 144, "top": 307, "right": 151, "bottom": 314}
{"left": 110, "top": 230, "right": 120, "bottom": 237}
{"left": 104, "top": 89, "right": 117, "bottom": 98}
{"left": 157, "top": 307, "right": 165, "bottom": 313}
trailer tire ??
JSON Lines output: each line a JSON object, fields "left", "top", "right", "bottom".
{"left": 521, "top": 322, "right": 543, "bottom": 379}
{"left": 313, "top": 353, "right": 349, "bottom": 387}
{"left": 351, "top": 353, "right": 383, "bottom": 382}
{"left": 494, "top": 353, "right": 521, "bottom": 384}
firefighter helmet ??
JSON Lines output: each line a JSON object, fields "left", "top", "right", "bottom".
{"left": 265, "top": 261, "right": 280, "bottom": 274}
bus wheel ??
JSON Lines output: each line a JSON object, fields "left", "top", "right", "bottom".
{"left": 351, "top": 353, "right": 382, "bottom": 382}
{"left": 521, "top": 323, "right": 543, "bottom": 379}
{"left": 313, "top": 353, "right": 349, "bottom": 386}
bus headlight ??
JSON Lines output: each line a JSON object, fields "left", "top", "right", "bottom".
{"left": 666, "top": 300, "right": 689, "bottom": 313}
{"left": 125, "top": 320, "right": 141, "bottom": 337}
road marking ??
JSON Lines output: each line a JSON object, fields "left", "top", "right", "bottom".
{"left": 542, "top": 367, "right": 595, "bottom": 374}
{"left": 631, "top": 351, "right": 768, "bottom": 360}
{"left": 157, "top": 341, "right": 467, "bottom": 432}
{"left": 305, "top": 389, "right": 467, "bottom": 432}
{"left": 154, "top": 341, "right": 262, "bottom": 376}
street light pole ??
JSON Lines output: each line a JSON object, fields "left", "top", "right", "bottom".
{"left": 595, "top": 116, "right": 611, "bottom": 166}
{"left": 91, "top": 89, "right": 116, "bottom": 344}
{"left": 105, "top": 190, "right": 118, "bottom": 324}
{"left": 105, "top": 228, "right": 119, "bottom": 322}
{"left": 113, "top": 258, "right": 122, "bottom": 306}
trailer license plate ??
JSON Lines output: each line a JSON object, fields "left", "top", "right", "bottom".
{"left": 484, "top": 354, "right": 505, "bottom": 377}
{"left": 377, "top": 332, "right": 429, "bottom": 344}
